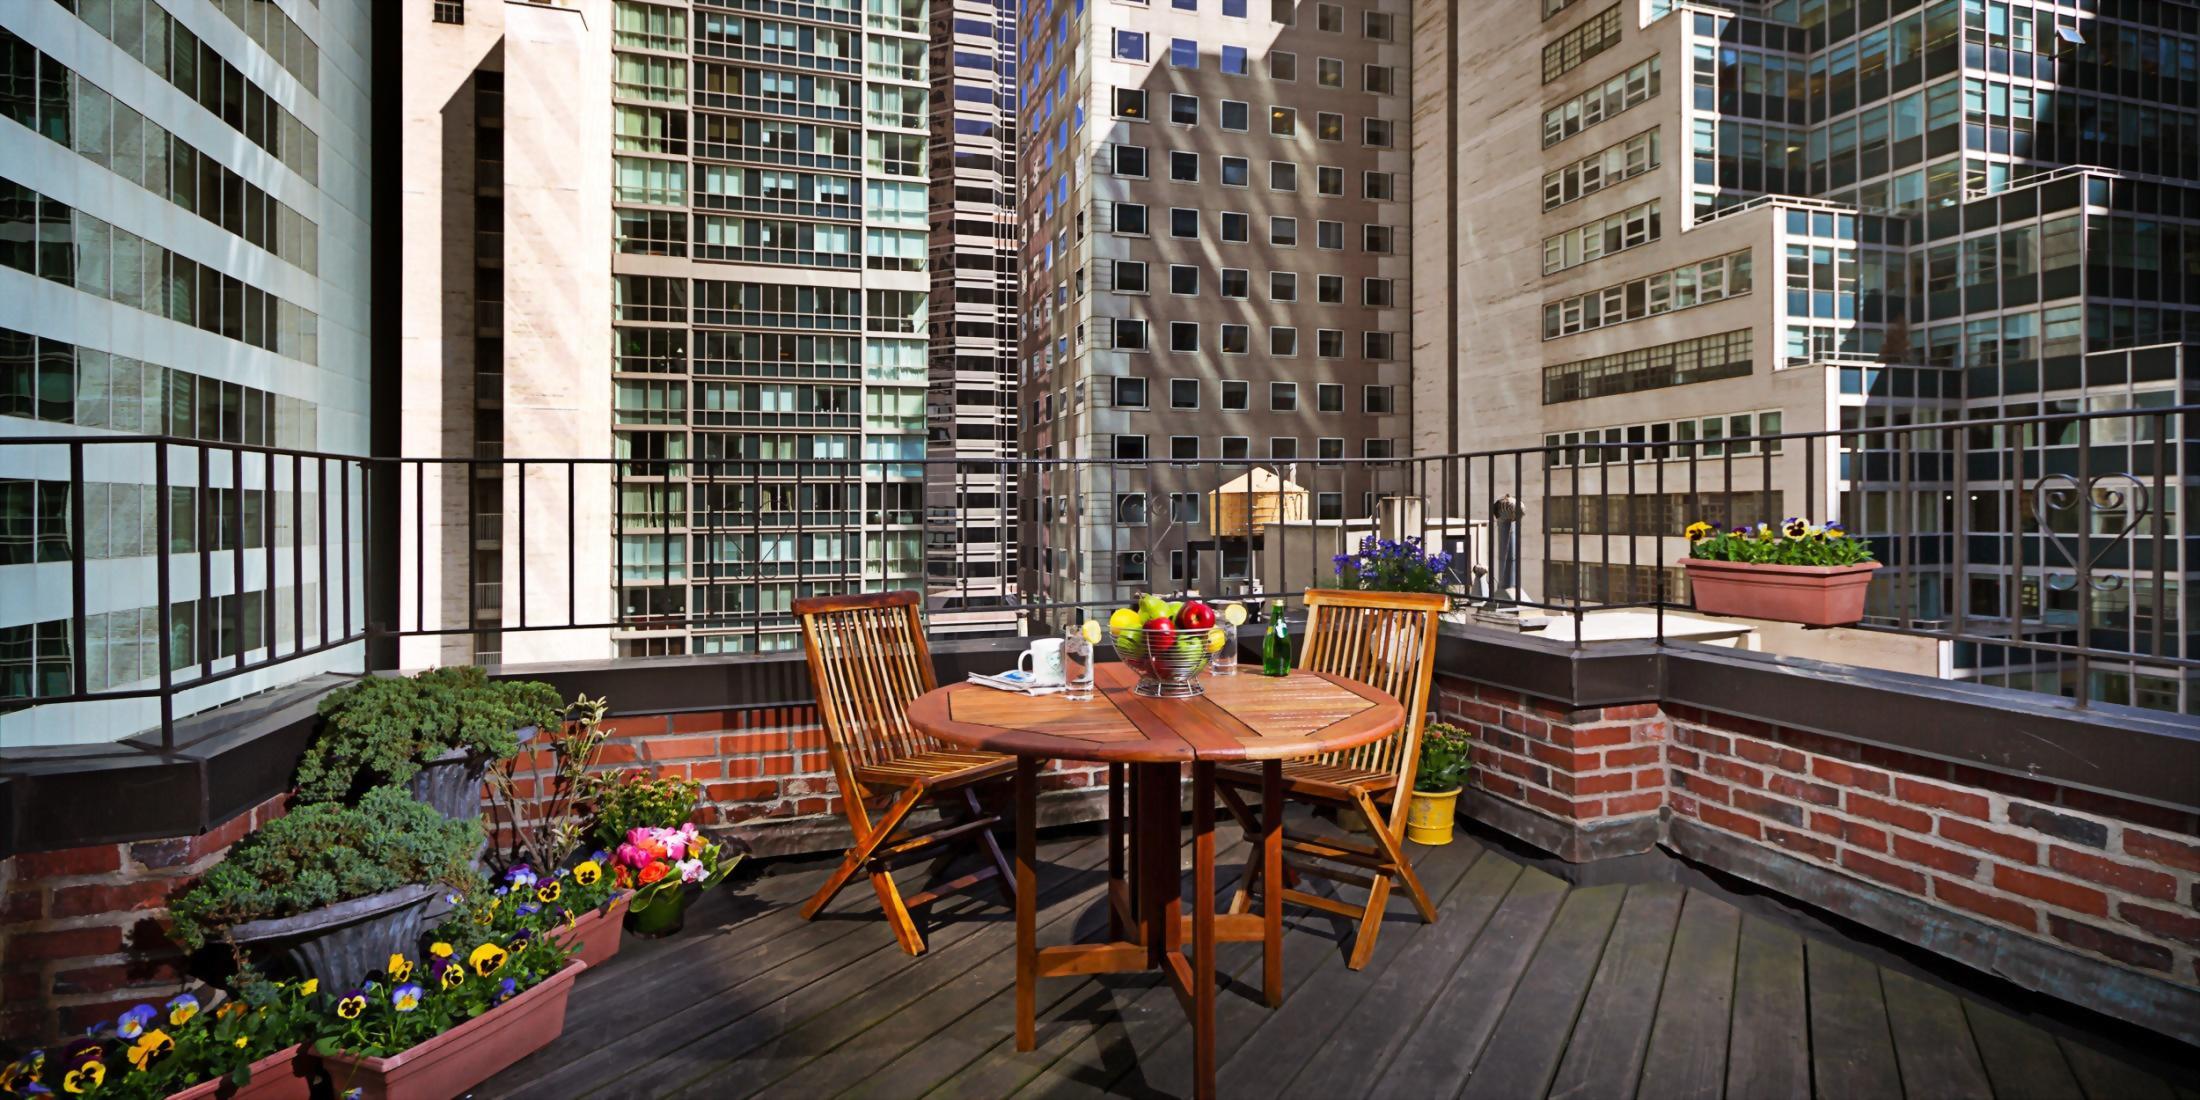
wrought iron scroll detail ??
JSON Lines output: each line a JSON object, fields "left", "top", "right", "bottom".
{"left": 2032, "top": 473, "right": 2151, "bottom": 593}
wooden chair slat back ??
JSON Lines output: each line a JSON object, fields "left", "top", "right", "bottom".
{"left": 795, "top": 592, "right": 938, "bottom": 770}
{"left": 1296, "top": 589, "right": 1446, "bottom": 796}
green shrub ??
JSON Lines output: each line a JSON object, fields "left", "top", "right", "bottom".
{"left": 297, "top": 666, "right": 566, "bottom": 804}
{"left": 167, "top": 786, "right": 483, "bottom": 951}
{"left": 1415, "top": 722, "right": 1473, "bottom": 794}
{"left": 583, "top": 769, "right": 703, "bottom": 850}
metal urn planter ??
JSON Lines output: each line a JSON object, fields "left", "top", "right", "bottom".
{"left": 407, "top": 746, "right": 489, "bottom": 822}
{"left": 225, "top": 883, "right": 438, "bottom": 991}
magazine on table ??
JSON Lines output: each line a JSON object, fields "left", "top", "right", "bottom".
{"left": 967, "top": 670, "right": 1067, "bottom": 695}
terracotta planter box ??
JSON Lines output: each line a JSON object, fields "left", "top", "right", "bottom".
{"left": 166, "top": 1045, "right": 314, "bottom": 1100}
{"left": 319, "top": 960, "right": 586, "bottom": 1100}
{"left": 554, "top": 894, "right": 630, "bottom": 968}
{"left": 1683, "top": 559, "right": 1881, "bottom": 627}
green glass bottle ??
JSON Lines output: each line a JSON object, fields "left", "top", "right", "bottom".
{"left": 1261, "top": 599, "right": 1292, "bottom": 676}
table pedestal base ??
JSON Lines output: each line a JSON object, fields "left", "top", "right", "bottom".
{"left": 1013, "top": 758, "right": 1285, "bottom": 1100}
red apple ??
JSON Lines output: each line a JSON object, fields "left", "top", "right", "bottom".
{"left": 1142, "top": 618, "right": 1178, "bottom": 654}
{"left": 1175, "top": 600, "right": 1216, "bottom": 631}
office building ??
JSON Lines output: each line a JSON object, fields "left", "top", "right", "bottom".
{"left": 2, "top": 0, "right": 376, "bottom": 744}
{"left": 1017, "top": 0, "right": 1414, "bottom": 610}
{"left": 926, "top": 0, "right": 1022, "bottom": 619}
{"left": 1412, "top": 0, "right": 2197, "bottom": 710}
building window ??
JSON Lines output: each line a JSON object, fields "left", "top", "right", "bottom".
{"left": 1542, "top": 200, "right": 1661, "bottom": 274}
{"left": 1317, "top": 221, "right": 1344, "bottom": 250}
{"left": 1171, "top": 493, "right": 1202, "bottom": 523}
{"left": 1270, "top": 272, "right": 1297, "bottom": 301}
{"left": 1171, "top": 208, "right": 1200, "bottom": 238}
{"left": 434, "top": 1, "right": 466, "bottom": 24}
{"left": 1317, "top": 275, "right": 1344, "bottom": 303}
{"left": 1115, "top": 144, "right": 1150, "bottom": 177}
{"left": 1271, "top": 382, "right": 1298, "bottom": 411}
{"left": 1317, "top": 329, "right": 1343, "bottom": 357}
{"left": 1221, "top": 436, "right": 1251, "bottom": 460}
{"left": 1114, "top": 260, "right": 1148, "bottom": 293}
{"left": 1364, "top": 119, "right": 1393, "bottom": 147}
{"left": 1171, "top": 151, "right": 1200, "bottom": 182}
{"left": 1316, "top": 166, "right": 1343, "bottom": 195}
{"left": 1114, "top": 88, "right": 1146, "bottom": 119}
{"left": 1271, "top": 327, "right": 1298, "bottom": 356}
{"left": 1317, "top": 384, "right": 1343, "bottom": 412}
{"left": 1169, "top": 265, "right": 1200, "bottom": 296}
{"left": 1114, "top": 202, "right": 1149, "bottom": 235}
{"left": 1171, "top": 94, "right": 1200, "bottom": 126}
{"left": 1114, "top": 376, "right": 1149, "bottom": 408}
{"left": 1221, "top": 156, "right": 1250, "bottom": 187}
{"left": 1317, "top": 491, "right": 1344, "bottom": 519}
{"left": 1170, "top": 322, "right": 1200, "bottom": 352}
{"left": 1270, "top": 217, "right": 1297, "bottom": 247}
{"left": 1542, "top": 330, "right": 1754, "bottom": 404}
{"left": 1364, "top": 65, "right": 1396, "bottom": 95}
{"left": 1114, "top": 434, "right": 1148, "bottom": 462}
{"left": 1364, "top": 171, "right": 1395, "bottom": 200}
{"left": 1118, "top": 552, "right": 1148, "bottom": 583}
{"left": 1270, "top": 51, "right": 1297, "bottom": 80}
{"left": 1272, "top": 0, "right": 1295, "bottom": 22}
{"left": 1318, "top": 57, "right": 1344, "bottom": 87}
{"left": 1542, "top": 250, "right": 1752, "bottom": 339}
{"left": 1113, "top": 318, "right": 1149, "bottom": 350}
{"left": 1364, "top": 278, "right": 1395, "bottom": 307}
{"left": 1271, "top": 162, "right": 1297, "bottom": 191}
{"left": 1318, "top": 112, "right": 1344, "bottom": 141}
{"left": 1317, "top": 3, "right": 1342, "bottom": 31}
{"left": 1221, "top": 324, "right": 1250, "bottom": 354}
{"left": 1271, "top": 437, "right": 1299, "bottom": 460}
{"left": 1221, "top": 212, "right": 1249, "bottom": 242}
{"left": 1318, "top": 438, "right": 1344, "bottom": 465}
{"left": 1222, "top": 380, "right": 1250, "bottom": 410}
{"left": 1543, "top": 57, "right": 1660, "bottom": 148}
{"left": 1364, "top": 385, "right": 1395, "bottom": 414}
{"left": 1542, "top": 5, "right": 1622, "bottom": 84}
{"left": 1117, "top": 493, "right": 1149, "bottom": 525}
{"left": 1223, "top": 46, "right": 1249, "bottom": 75}
{"left": 1270, "top": 107, "right": 1296, "bottom": 136}
{"left": 1171, "top": 436, "right": 1201, "bottom": 464}
{"left": 1221, "top": 100, "right": 1250, "bottom": 131}
{"left": 1171, "top": 379, "right": 1200, "bottom": 408}
{"left": 1364, "top": 11, "right": 1393, "bottom": 39}
{"left": 1364, "top": 332, "right": 1395, "bottom": 360}
{"left": 1543, "top": 129, "right": 1660, "bottom": 210}
{"left": 1364, "top": 225, "right": 1394, "bottom": 254}
{"left": 1220, "top": 269, "right": 1249, "bottom": 298}
{"left": 1115, "top": 30, "right": 1149, "bottom": 60}
{"left": 1170, "top": 37, "right": 1199, "bottom": 68}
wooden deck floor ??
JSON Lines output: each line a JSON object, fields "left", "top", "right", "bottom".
{"left": 483, "top": 824, "right": 2196, "bottom": 1099}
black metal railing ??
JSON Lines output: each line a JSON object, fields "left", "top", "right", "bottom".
{"left": 2, "top": 402, "right": 2190, "bottom": 747}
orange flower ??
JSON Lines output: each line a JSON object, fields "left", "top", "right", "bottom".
{"left": 614, "top": 864, "right": 632, "bottom": 889}
{"left": 637, "top": 861, "right": 670, "bottom": 886}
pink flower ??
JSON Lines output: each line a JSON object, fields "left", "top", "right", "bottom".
{"left": 616, "top": 842, "right": 649, "bottom": 869}
{"left": 661, "top": 831, "right": 689, "bottom": 861}
{"left": 676, "top": 858, "right": 705, "bottom": 884}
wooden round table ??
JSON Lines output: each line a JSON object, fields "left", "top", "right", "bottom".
{"left": 907, "top": 661, "right": 1405, "bottom": 1100}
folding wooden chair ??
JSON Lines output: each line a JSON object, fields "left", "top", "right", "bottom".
{"left": 1214, "top": 589, "right": 1447, "bottom": 969}
{"left": 794, "top": 591, "right": 1017, "bottom": 954}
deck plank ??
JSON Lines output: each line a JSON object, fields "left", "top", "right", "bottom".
{"left": 1361, "top": 865, "right": 1571, "bottom": 1099}
{"left": 2059, "top": 1036, "right": 2178, "bottom": 1100}
{"left": 1109, "top": 836, "right": 1487, "bottom": 1097}
{"left": 1231, "top": 842, "right": 1520, "bottom": 1097}
{"left": 1457, "top": 883, "right": 1628, "bottom": 1100}
{"left": 1635, "top": 890, "right": 1742, "bottom": 1100}
{"left": 1722, "top": 916, "right": 1810, "bottom": 1100}
{"left": 1881, "top": 968, "right": 1994, "bottom": 1100}
{"left": 1961, "top": 1000, "right": 2084, "bottom": 1100}
{"left": 1545, "top": 883, "right": 1687, "bottom": 1100}
{"left": 1804, "top": 939, "right": 1903, "bottom": 1100}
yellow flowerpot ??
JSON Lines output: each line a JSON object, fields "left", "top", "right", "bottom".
{"left": 1404, "top": 788, "right": 1461, "bottom": 846}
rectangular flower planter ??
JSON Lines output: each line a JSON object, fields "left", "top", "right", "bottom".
{"left": 166, "top": 1045, "right": 313, "bottom": 1100}
{"left": 1683, "top": 559, "right": 1881, "bottom": 627}
{"left": 319, "top": 960, "right": 585, "bottom": 1100}
{"left": 553, "top": 894, "right": 630, "bottom": 968}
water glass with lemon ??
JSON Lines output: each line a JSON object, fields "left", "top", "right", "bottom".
{"left": 1211, "top": 602, "right": 1247, "bottom": 675}
{"left": 1065, "top": 615, "right": 1101, "bottom": 700}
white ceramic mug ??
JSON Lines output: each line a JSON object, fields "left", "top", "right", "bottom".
{"left": 1018, "top": 638, "right": 1067, "bottom": 685}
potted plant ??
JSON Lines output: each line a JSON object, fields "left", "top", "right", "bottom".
{"left": 479, "top": 695, "right": 632, "bottom": 965}
{"left": 1681, "top": 517, "right": 1881, "bottom": 627}
{"left": 1404, "top": 722, "right": 1473, "bottom": 846}
{"left": 582, "top": 769, "right": 704, "bottom": 852}
{"left": 301, "top": 667, "right": 566, "bottom": 821}
{"left": 167, "top": 786, "right": 481, "bottom": 991}
{"left": 315, "top": 921, "right": 581, "bottom": 1100}
{"left": 0, "top": 978, "right": 322, "bottom": 1100}
{"left": 613, "top": 823, "right": 744, "bottom": 938}
{"left": 1329, "top": 535, "right": 1457, "bottom": 596}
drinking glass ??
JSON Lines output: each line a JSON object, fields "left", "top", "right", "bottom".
{"left": 1063, "top": 628, "right": 1095, "bottom": 700}
{"left": 1209, "top": 623, "right": 1238, "bottom": 676}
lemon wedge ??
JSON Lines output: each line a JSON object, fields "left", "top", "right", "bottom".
{"left": 1081, "top": 619, "right": 1103, "bottom": 645}
{"left": 1220, "top": 602, "right": 1248, "bottom": 627}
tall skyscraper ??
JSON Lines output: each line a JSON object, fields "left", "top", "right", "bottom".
{"left": 407, "top": 0, "right": 1014, "bottom": 661}
{"left": 1017, "top": 0, "right": 1414, "bottom": 611}
{"left": 1413, "top": 0, "right": 2196, "bottom": 711}
{"left": 2, "top": 0, "right": 376, "bottom": 744}
{"left": 926, "top": 0, "right": 1022, "bottom": 613}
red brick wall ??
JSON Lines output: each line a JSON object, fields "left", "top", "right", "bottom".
{"left": 1436, "top": 681, "right": 1668, "bottom": 824}
{"left": 1665, "top": 704, "right": 2200, "bottom": 989}
{"left": 494, "top": 705, "right": 1110, "bottom": 856}
{"left": 1432, "top": 669, "right": 2199, "bottom": 997}
{"left": 0, "top": 794, "right": 288, "bottom": 1044}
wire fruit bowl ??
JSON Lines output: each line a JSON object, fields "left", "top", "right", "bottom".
{"left": 1114, "top": 631, "right": 1213, "bottom": 698}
